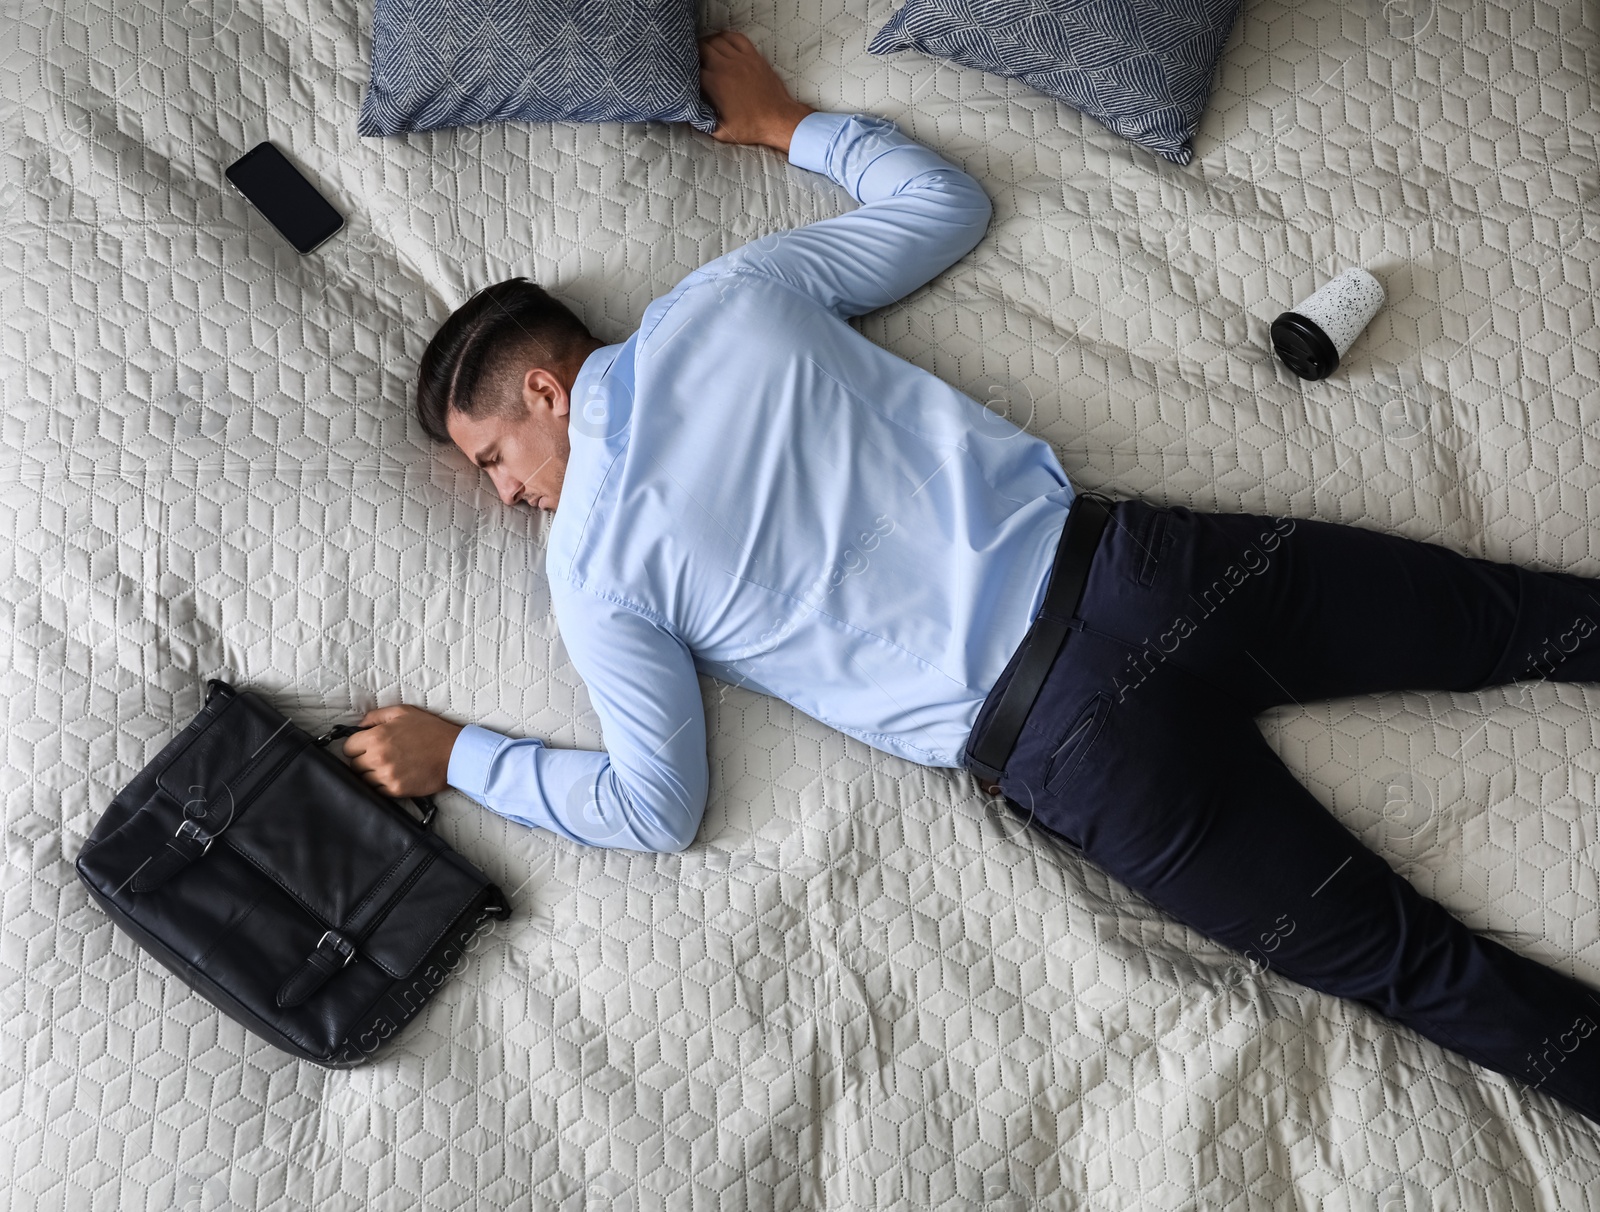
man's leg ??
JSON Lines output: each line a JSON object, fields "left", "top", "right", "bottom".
{"left": 1077, "top": 501, "right": 1600, "bottom": 711}
{"left": 992, "top": 502, "right": 1600, "bottom": 1123}
{"left": 1002, "top": 636, "right": 1600, "bottom": 1123}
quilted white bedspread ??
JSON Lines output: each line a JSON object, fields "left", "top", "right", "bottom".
{"left": 4, "top": 0, "right": 1600, "bottom": 1207}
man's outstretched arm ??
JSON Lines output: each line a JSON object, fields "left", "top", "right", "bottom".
{"left": 448, "top": 589, "right": 710, "bottom": 854}
{"left": 345, "top": 590, "right": 709, "bottom": 854}
{"left": 698, "top": 31, "right": 993, "bottom": 318}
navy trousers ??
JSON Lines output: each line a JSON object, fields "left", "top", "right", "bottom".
{"left": 972, "top": 496, "right": 1600, "bottom": 1123}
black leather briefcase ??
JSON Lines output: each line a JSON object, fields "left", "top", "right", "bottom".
{"left": 76, "top": 678, "right": 510, "bottom": 1066}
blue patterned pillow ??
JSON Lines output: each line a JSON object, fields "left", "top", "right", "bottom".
{"left": 869, "top": 0, "right": 1242, "bottom": 164}
{"left": 358, "top": 0, "right": 718, "bottom": 137}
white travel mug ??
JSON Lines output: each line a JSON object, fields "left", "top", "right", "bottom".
{"left": 1271, "top": 267, "right": 1386, "bottom": 380}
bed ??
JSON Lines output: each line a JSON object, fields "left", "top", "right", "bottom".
{"left": 3, "top": 0, "right": 1600, "bottom": 1206}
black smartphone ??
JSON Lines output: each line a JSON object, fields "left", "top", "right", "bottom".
{"left": 224, "top": 141, "right": 343, "bottom": 254}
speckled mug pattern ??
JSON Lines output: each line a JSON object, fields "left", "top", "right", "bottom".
{"left": 1294, "top": 268, "right": 1386, "bottom": 356}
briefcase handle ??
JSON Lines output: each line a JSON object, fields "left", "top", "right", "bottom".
{"left": 313, "top": 722, "right": 439, "bottom": 831}
{"left": 202, "top": 681, "right": 439, "bottom": 830}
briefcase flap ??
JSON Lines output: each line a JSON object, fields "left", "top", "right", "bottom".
{"left": 154, "top": 689, "right": 301, "bottom": 818}
{"left": 356, "top": 845, "right": 493, "bottom": 979}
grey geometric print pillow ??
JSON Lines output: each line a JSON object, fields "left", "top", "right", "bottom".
{"left": 869, "top": 0, "right": 1243, "bottom": 165}
{"left": 359, "top": 0, "right": 718, "bottom": 137}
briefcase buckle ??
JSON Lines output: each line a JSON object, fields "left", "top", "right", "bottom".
{"left": 174, "top": 818, "right": 214, "bottom": 855}
{"left": 318, "top": 930, "right": 358, "bottom": 968}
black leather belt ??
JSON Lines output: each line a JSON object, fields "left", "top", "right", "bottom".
{"left": 965, "top": 492, "right": 1114, "bottom": 786}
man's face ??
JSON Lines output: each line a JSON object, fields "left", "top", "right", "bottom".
{"left": 446, "top": 367, "right": 572, "bottom": 511}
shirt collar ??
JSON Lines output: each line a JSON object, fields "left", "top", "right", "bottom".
{"left": 570, "top": 337, "right": 630, "bottom": 411}
{"left": 549, "top": 333, "right": 637, "bottom": 575}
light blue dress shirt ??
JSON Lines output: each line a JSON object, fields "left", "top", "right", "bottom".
{"left": 446, "top": 111, "right": 1076, "bottom": 852}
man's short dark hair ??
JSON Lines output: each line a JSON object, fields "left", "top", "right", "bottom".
{"left": 415, "top": 278, "right": 592, "bottom": 444}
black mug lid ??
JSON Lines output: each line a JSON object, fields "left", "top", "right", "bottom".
{"left": 1271, "top": 312, "right": 1340, "bottom": 380}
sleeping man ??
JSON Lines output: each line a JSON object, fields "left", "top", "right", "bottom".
{"left": 345, "top": 31, "right": 1600, "bottom": 1124}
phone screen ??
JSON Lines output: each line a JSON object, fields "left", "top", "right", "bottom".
{"left": 225, "top": 142, "right": 343, "bottom": 254}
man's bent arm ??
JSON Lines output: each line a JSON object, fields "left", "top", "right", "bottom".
{"left": 720, "top": 111, "right": 993, "bottom": 317}
{"left": 447, "top": 588, "right": 709, "bottom": 854}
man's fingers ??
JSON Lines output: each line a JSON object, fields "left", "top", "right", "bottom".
{"left": 700, "top": 30, "right": 753, "bottom": 65}
{"left": 348, "top": 748, "right": 400, "bottom": 795}
{"left": 333, "top": 710, "right": 455, "bottom": 800}
{"left": 700, "top": 29, "right": 752, "bottom": 52}
{"left": 342, "top": 723, "right": 409, "bottom": 797}
{"left": 345, "top": 730, "right": 391, "bottom": 769}
{"left": 355, "top": 767, "right": 396, "bottom": 796}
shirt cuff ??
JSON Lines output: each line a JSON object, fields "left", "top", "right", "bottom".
{"left": 447, "top": 723, "right": 510, "bottom": 804}
{"left": 788, "top": 111, "right": 850, "bottom": 177}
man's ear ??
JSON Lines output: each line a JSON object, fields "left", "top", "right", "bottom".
{"left": 520, "top": 366, "right": 571, "bottom": 419}
{"left": 550, "top": 368, "right": 571, "bottom": 419}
